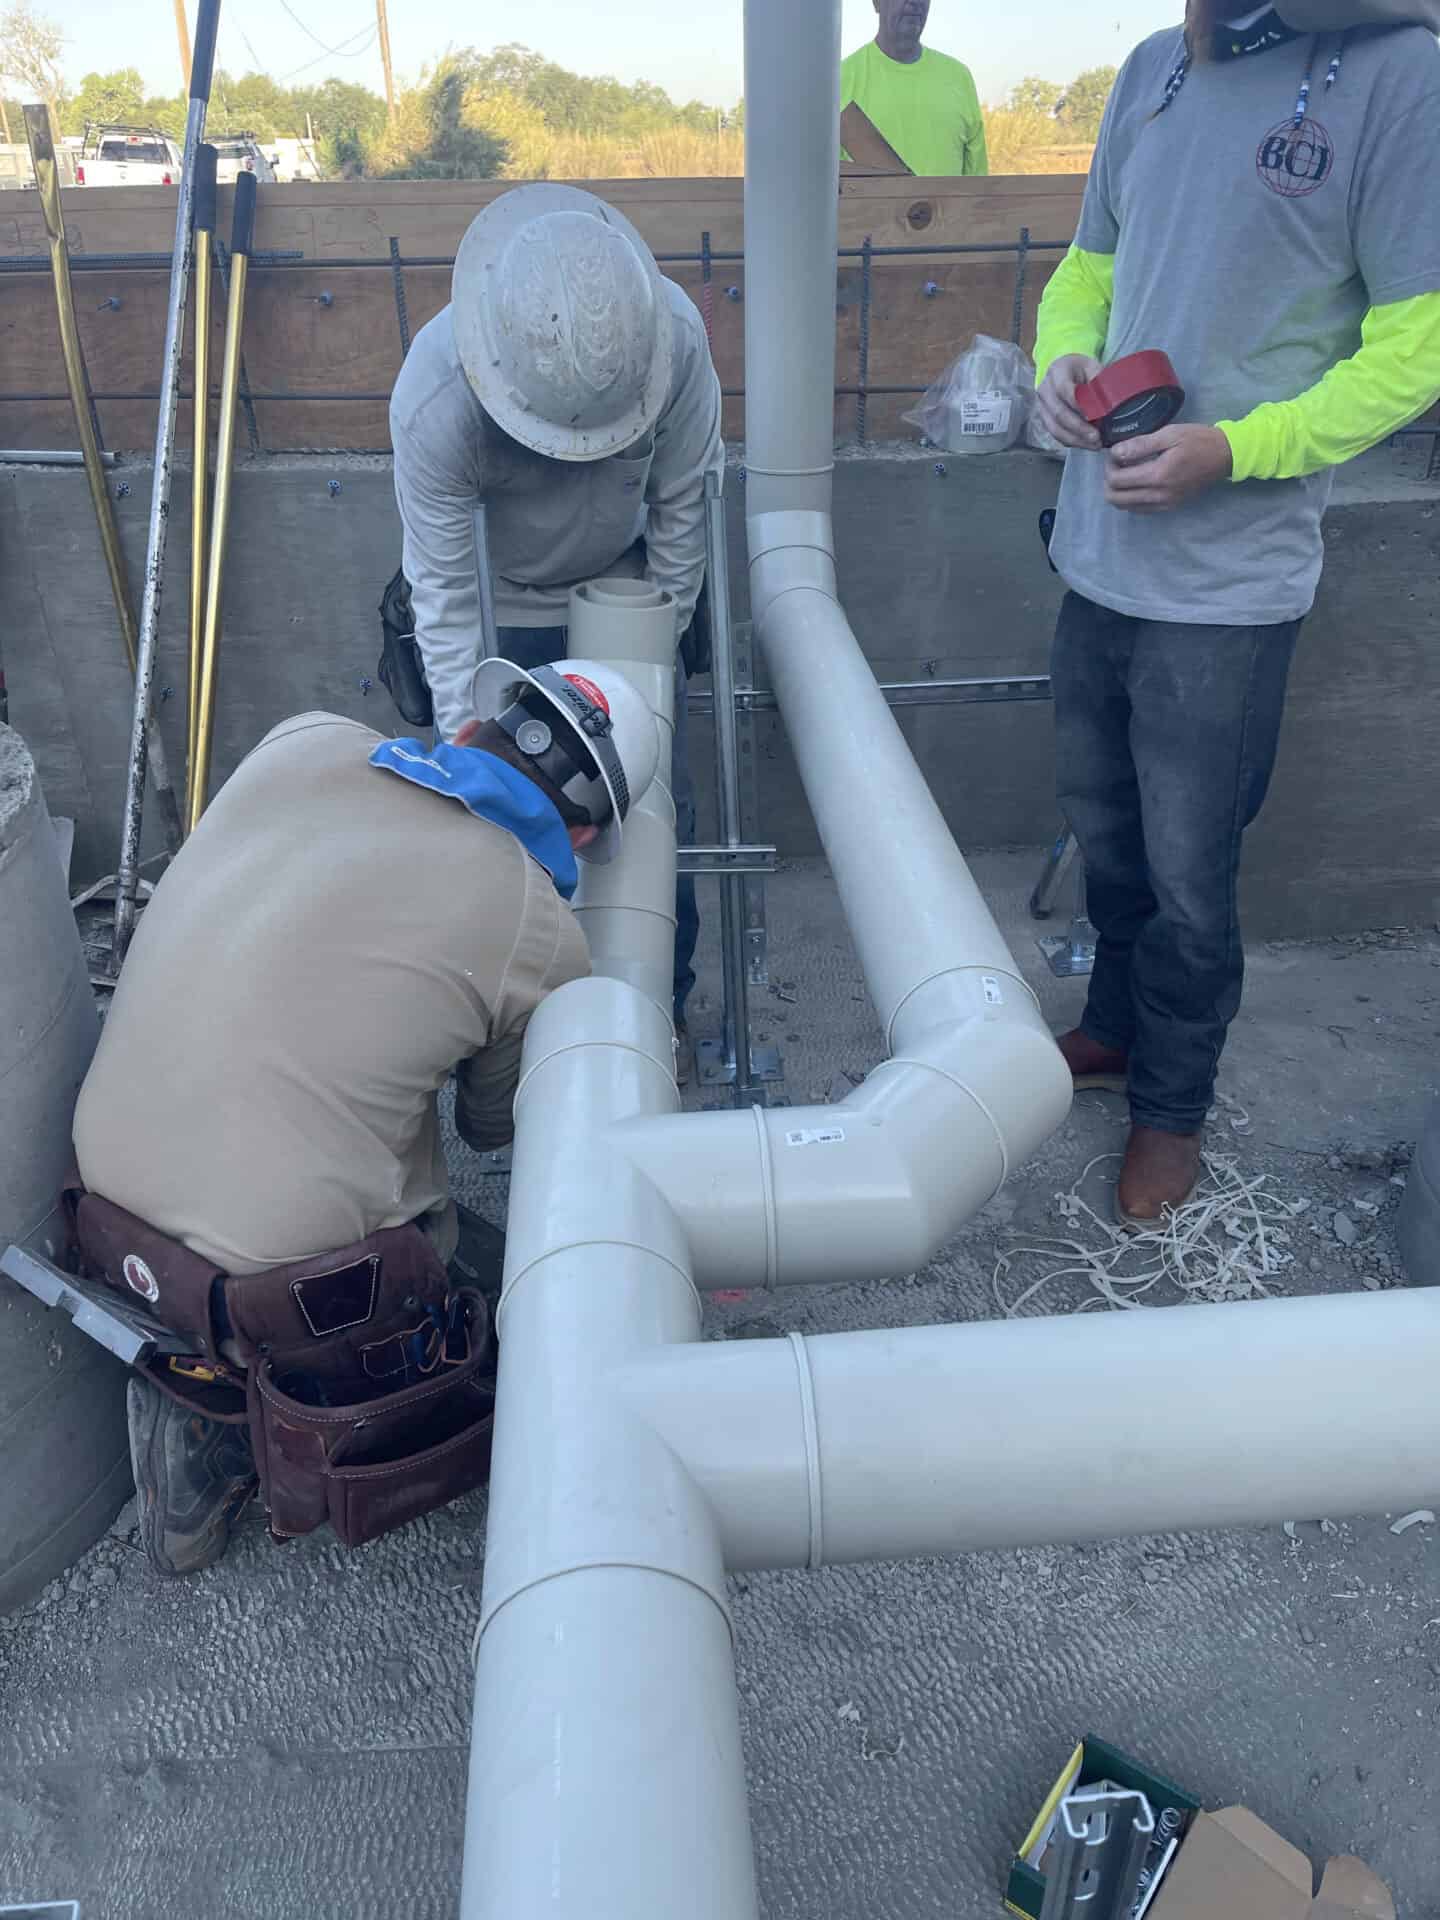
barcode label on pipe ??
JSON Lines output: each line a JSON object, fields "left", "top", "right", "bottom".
{"left": 785, "top": 1127, "right": 846, "bottom": 1148}
{"left": 982, "top": 976, "right": 1004, "bottom": 1005}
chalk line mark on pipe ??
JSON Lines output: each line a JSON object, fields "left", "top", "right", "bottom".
{"left": 787, "top": 1332, "right": 824, "bottom": 1571}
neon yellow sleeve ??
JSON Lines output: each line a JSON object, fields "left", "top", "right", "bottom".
{"left": 1220, "top": 290, "right": 1440, "bottom": 482}
{"left": 1033, "top": 246, "right": 1115, "bottom": 385}
{"left": 966, "top": 113, "right": 989, "bottom": 177}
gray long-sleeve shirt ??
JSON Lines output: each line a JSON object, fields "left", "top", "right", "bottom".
{"left": 390, "top": 280, "right": 722, "bottom": 742}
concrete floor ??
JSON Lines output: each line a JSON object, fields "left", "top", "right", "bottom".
{"left": 3, "top": 853, "right": 1439, "bottom": 1918}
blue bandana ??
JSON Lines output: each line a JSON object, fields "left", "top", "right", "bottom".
{"left": 368, "top": 740, "right": 579, "bottom": 899}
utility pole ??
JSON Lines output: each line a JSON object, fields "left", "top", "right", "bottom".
{"left": 173, "top": 0, "right": 193, "bottom": 88}
{"left": 375, "top": 0, "right": 397, "bottom": 120}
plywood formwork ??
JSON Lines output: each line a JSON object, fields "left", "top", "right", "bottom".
{"left": 0, "top": 175, "right": 1085, "bottom": 451}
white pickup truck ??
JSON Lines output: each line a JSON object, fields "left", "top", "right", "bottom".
{"left": 74, "top": 125, "right": 183, "bottom": 187}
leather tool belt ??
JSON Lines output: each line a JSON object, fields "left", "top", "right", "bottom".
{"left": 67, "top": 1185, "right": 495, "bottom": 1549}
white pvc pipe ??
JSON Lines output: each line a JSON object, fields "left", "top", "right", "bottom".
{"left": 610, "top": 997, "right": 1068, "bottom": 1289}
{"left": 470, "top": 1567, "right": 757, "bottom": 1920}
{"left": 741, "top": 0, "right": 841, "bottom": 518}
{"left": 457, "top": 4, "right": 1440, "bottom": 1912}
{"left": 567, "top": 579, "right": 679, "bottom": 1018}
{"left": 752, "top": 578, "right": 1049, "bottom": 1052}
{"left": 461, "top": 601, "right": 761, "bottom": 1918}
{"left": 618, "top": 1289, "right": 1440, "bottom": 1572}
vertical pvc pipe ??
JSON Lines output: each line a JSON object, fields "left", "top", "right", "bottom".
{"left": 742, "top": 0, "right": 841, "bottom": 517}
{"left": 568, "top": 580, "right": 679, "bottom": 1018}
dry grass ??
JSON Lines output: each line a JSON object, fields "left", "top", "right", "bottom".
{"left": 983, "top": 107, "right": 1094, "bottom": 175}
{"left": 496, "top": 124, "right": 745, "bottom": 180}
{"left": 476, "top": 114, "right": 1089, "bottom": 182}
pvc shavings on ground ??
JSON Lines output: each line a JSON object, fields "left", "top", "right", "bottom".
{"left": 992, "top": 1153, "right": 1311, "bottom": 1316}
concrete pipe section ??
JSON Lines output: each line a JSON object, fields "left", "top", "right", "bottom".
{"left": 0, "top": 724, "right": 130, "bottom": 1611}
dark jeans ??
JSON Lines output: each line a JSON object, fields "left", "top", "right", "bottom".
{"left": 496, "top": 625, "right": 699, "bottom": 1018}
{"left": 1052, "top": 592, "right": 1299, "bottom": 1134}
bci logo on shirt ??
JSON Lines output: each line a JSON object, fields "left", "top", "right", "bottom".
{"left": 1256, "top": 116, "right": 1335, "bottom": 198}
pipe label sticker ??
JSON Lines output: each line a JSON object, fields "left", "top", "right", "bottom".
{"left": 123, "top": 1253, "right": 160, "bottom": 1305}
{"left": 785, "top": 1127, "right": 846, "bottom": 1148}
{"left": 982, "top": 976, "right": 1004, "bottom": 1006}
{"left": 960, "top": 390, "right": 1013, "bottom": 438}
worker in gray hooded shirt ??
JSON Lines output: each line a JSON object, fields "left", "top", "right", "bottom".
{"left": 390, "top": 184, "right": 723, "bottom": 1071}
{"left": 1034, "top": 0, "right": 1440, "bottom": 1226}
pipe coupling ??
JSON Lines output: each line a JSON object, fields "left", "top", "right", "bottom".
{"left": 746, "top": 510, "right": 838, "bottom": 625}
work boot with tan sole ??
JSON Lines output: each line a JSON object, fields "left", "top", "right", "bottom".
{"left": 1055, "top": 1027, "right": 1130, "bottom": 1095}
{"left": 1116, "top": 1125, "right": 1204, "bottom": 1231}
{"left": 127, "top": 1376, "right": 257, "bottom": 1577}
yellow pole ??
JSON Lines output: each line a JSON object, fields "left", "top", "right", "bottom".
{"left": 24, "top": 104, "right": 184, "bottom": 851}
{"left": 173, "top": 0, "right": 194, "bottom": 90}
{"left": 26, "top": 105, "right": 138, "bottom": 669}
{"left": 187, "top": 145, "right": 218, "bottom": 816}
{"left": 189, "top": 171, "right": 255, "bottom": 832}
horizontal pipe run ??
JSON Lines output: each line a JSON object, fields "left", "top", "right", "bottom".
{"left": 619, "top": 1288, "right": 1440, "bottom": 1572}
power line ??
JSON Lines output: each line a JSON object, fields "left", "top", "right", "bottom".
{"left": 279, "top": 23, "right": 378, "bottom": 84}
{"left": 278, "top": 21, "right": 380, "bottom": 82}
{"left": 274, "top": 0, "right": 371, "bottom": 58}
{"left": 235, "top": 21, "right": 268, "bottom": 72}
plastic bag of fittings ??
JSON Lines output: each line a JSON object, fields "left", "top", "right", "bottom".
{"left": 904, "top": 334, "right": 1035, "bottom": 455}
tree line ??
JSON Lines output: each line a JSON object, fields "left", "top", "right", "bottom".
{"left": 1007, "top": 68, "right": 1117, "bottom": 144}
{"left": 0, "top": 0, "right": 1111, "bottom": 182}
{"left": 0, "top": 6, "right": 742, "bottom": 179}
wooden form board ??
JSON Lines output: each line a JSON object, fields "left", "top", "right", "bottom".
{"left": 0, "top": 174, "right": 1085, "bottom": 451}
{"left": 0, "top": 173, "right": 1085, "bottom": 262}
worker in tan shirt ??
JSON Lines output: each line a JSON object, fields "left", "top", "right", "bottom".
{"left": 73, "top": 659, "right": 659, "bottom": 1575}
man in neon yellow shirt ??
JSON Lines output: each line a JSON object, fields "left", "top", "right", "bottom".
{"left": 1033, "top": 0, "right": 1440, "bottom": 1227}
{"left": 840, "top": 0, "right": 988, "bottom": 176}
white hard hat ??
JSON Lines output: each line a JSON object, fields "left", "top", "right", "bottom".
{"left": 451, "top": 184, "right": 674, "bottom": 463}
{"left": 471, "top": 656, "right": 661, "bottom": 864}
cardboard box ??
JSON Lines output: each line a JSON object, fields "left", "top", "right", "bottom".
{"left": 1006, "top": 1736, "right": 1201, "bottom": 1920}
{"left": 1148, "top": 1806, "right": 1395, "bottom": 1920}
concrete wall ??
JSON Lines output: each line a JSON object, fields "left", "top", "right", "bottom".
{"left": 4, "top": 446, "right": 1438, "bottom": 937}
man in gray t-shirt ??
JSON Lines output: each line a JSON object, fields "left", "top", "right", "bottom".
{"left": 1033, "top": 0, "right": 1440, "bottom": 1225}
{"left": 390, "top": 183, "right": 723, "bottom": 1066}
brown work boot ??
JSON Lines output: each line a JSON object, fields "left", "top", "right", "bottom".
{"left": 1055, "top": 1027, "right": 1130, "bottom": 1094}
{"left": 1116, "top": 1126, "right": 1204, "bottom": 1231}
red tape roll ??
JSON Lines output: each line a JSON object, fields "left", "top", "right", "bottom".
{"left": 1074, "top": 351, "right": 1185, "bottom": 445}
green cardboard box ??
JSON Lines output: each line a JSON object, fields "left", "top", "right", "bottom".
{"left": 1005, "top": 1735, "right": 1201, "bottom": 1920}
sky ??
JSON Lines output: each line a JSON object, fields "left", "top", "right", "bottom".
{"left": 42, "top": 1, "right": 1178, "bottom": 107}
